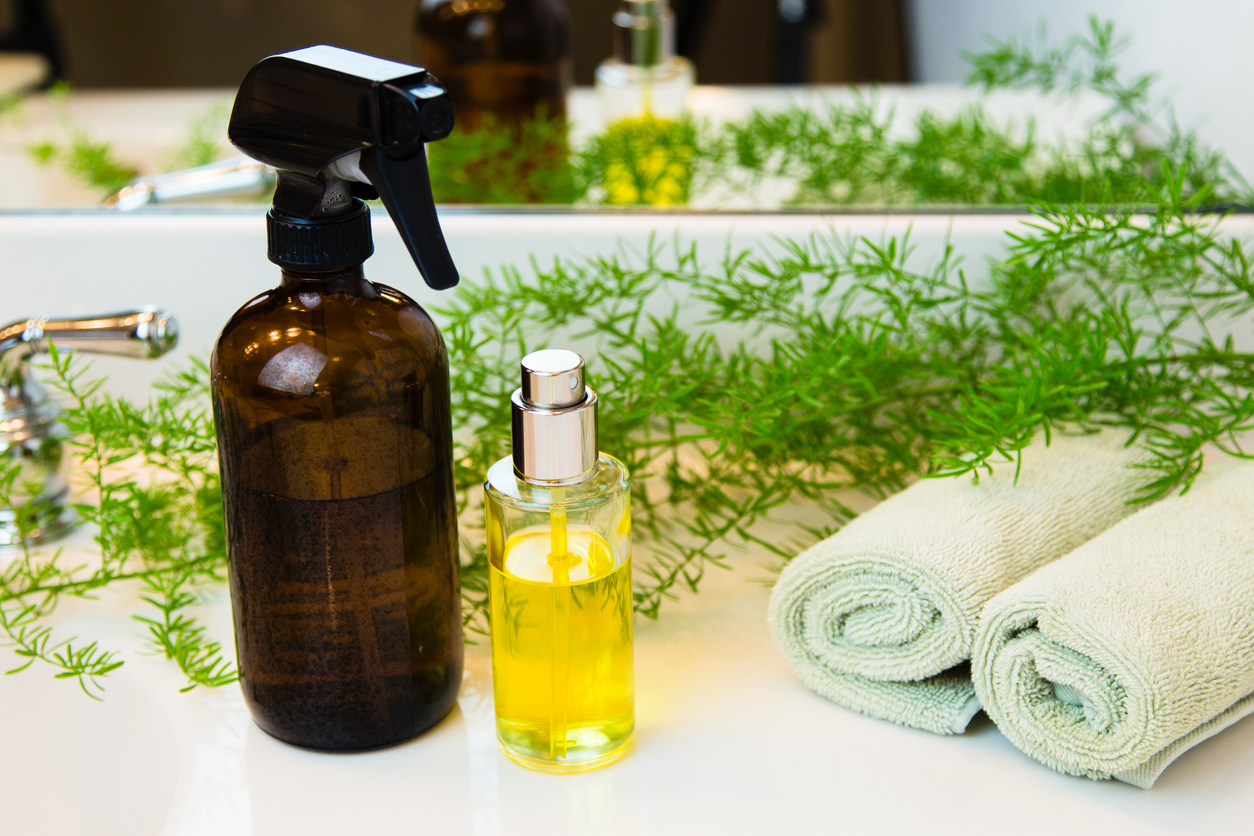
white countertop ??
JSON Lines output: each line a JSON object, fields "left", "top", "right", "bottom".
{"left": 3, "top": 517, "right": 1254, "bottom": 836}
{"left": 2, "top": 208, "right": 1253, "bottom": 836}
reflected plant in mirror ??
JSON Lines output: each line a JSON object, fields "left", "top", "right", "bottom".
{"left": 21, "top": 80, "right": 138, "bottom": 194}
{"left": 7, "top": 18, "right": 1247, "bottom": 209}
{"left": 425, "top": 17, "right": 1250, "bottom": 207}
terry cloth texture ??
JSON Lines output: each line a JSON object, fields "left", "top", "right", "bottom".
{"left": 973, "top": 462, "right": 1254, "bottom": 788}
{"left": 768, "top": 429, "right": 1152, "bottom": 735}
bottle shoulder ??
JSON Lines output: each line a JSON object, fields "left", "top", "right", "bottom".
{"left": 486, "top": 453, "right": 629, "bottom": 511}
{"left": 217, "top": 281, "right": 433, "bottom": 335}
{"left": 211, "top": 279, "right": 446, "bottom": 403}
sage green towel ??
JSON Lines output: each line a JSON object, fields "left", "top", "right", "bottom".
{"left": 973, "top": 462, "right": 1254, "bottom": 788}
{"left": 768, "top": 429, "right": 1152, "bottom": 734}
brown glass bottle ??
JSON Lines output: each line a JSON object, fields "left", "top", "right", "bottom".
{"left": 414, "top": 0, "right": 572, "bottom": 129}
{"left": 211, "top": 265, "right": 462, "bottom": 752}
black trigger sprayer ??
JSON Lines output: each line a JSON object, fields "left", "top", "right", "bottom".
{"left": 211, "top": 46, "right": 465, "bottom": 751}
{"left": 228, "top": 44, "right": 459, "bottom": 289}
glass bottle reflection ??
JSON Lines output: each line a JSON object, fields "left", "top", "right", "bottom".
{"left": 414, "top": 0, "right": 572, "bottom": 129}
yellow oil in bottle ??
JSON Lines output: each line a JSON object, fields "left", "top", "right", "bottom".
{"left": 489, "top": 521, "right": 634, "bottom": 772}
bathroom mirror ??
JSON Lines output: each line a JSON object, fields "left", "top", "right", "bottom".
{"left": 0, "top": 0, "right": 1248, "bottom": 212}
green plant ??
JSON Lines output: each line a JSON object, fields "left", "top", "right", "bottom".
{"left": 22, "top": 81, "right": 138, "bottom": 194}
{"left": 24, "top": 90, "right": 232, "bottom": 197}
{"left": 711, "top": 79, "right": 1245, "bottom": 208}
{"left": 714, "top": 100, "right": 1066, "bottom": 206}
{"left": 0, "top": 461, "right": 124, "bottom": 697}
{"left": 0, "top": 351, "right": 234, "bottom": 696}
{"left": 32, "top": 130, "right": 139, "bottom": 194}
{"left": 441, "top": 174, "right": 1253, "bottom": 624}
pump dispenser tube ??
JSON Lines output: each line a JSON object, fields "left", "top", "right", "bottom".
{"left": 486, "top": 349, "right": 635, "bottom": 771}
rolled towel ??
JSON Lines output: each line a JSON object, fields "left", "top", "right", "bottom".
{"left": 768, "top": 429, "right": 1152, "bottom": 734}
{"left": 973, "top": 462, "right": 1254, "bottom": 788}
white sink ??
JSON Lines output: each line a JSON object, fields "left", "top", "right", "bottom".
{"left": 3, "top": 208, "right": 1254, "bottom": 836}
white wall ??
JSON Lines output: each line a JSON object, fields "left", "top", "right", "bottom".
{"left": 906, "top": 0, "right": 1254, "bottom": 182}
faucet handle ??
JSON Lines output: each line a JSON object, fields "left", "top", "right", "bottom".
{"left": 0, "top": 307, "right": 179, "bottom": 388}
{"left": 37, "top": 308, "right": 178, "bottom": 360}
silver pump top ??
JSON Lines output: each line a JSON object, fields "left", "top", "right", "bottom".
{"left": 512, "top": 349, "right": 599, "bottom": 485}
{"left": 612, "top": 0, "right": 675, "bottom": 68}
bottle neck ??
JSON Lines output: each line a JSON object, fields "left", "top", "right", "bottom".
{"left": 612, "top": 0, "right": 674, "bottom": 67}
{"left": 280, "top": 265, "right": 370, "bottom": 295}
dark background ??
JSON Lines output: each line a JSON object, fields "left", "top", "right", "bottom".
{"left": 0, "top": 0, "right": 910, "bottom": 88}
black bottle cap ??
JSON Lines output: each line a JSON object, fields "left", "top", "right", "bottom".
{"left": 267, "top": 200, "right": 374, "bottom": 271}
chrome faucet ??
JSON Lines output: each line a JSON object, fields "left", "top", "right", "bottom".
{"left": 0, "top": 308, "right": 178, "bottom": 545}
{"left": 104, "top": 155, "right": 275, "bottom": 210}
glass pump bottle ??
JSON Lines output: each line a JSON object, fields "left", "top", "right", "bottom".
{"left": 212, "top": 47, "right": 463, "bottom": 751}
{"left": 486, "top": 350, "right": 634, "bottom": 771}
{"left": 594, "top": 0, "right": 695, "bottom": 124}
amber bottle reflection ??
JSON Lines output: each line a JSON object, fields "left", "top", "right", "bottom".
{"left": 415, "top": 0, "right": 572, "bottom": 129}
{"left": 211, "top": 266, "right": 462, "bottom": 751}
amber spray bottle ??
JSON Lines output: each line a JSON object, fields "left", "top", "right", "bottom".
{"left": 486, "top": 350, "right": 634, "bottom": 771}
{"left": 212, "top": 46, "right": 463, "bottom": 751}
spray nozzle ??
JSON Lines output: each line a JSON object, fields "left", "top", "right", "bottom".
{"left": 228, "top": 45, "right": 459, "bottom": 290}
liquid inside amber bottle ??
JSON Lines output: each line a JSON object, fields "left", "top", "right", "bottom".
{"left": 212, "top": 263, "right": 463, "bottom": 751}
{"left": 486, "top": 350, "right": 634, "bottom": 771}
{"left": 414, "top": 0, "right": 572, "bottom": 129}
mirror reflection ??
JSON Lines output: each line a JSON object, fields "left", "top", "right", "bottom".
{"left": 0, "top": 1, "right": 1248, "bottom": 210}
